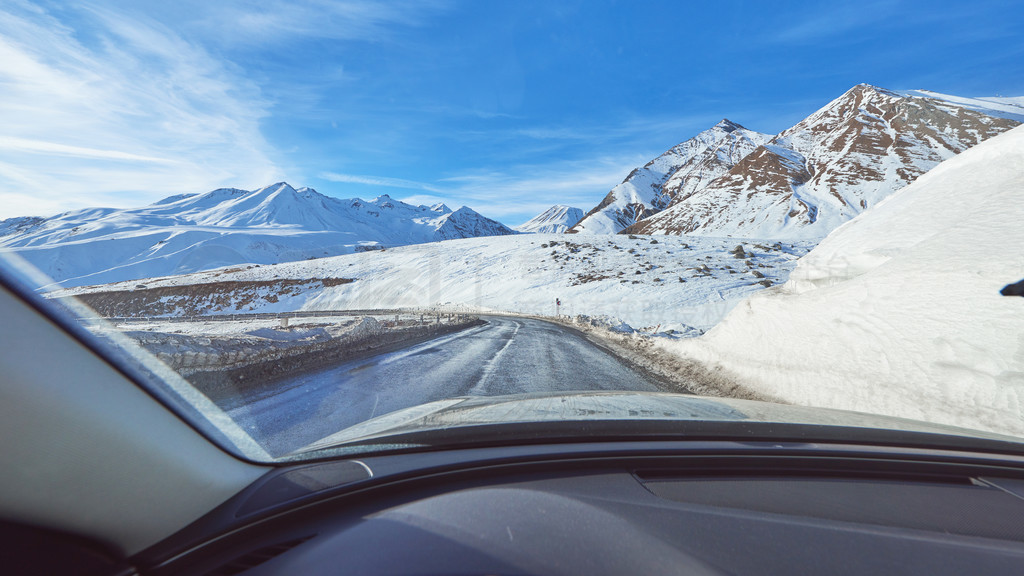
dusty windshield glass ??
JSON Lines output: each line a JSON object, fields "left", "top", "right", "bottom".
{"left": 1, "top": 1, "right": 1023, "bottom": 461}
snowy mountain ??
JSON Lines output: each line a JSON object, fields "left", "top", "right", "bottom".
{"left": 661, "top": 124, "right": 1024, "bottom": 436}
{"left": 0, "top": 182, "right": 515, "bottom": 287}
{"left": 626, "top": 85, "right": 1023, "bottom": 239}
{"left": 569, "top": 120, "right": 771, "bottom": 234}
{"left": 515, "top": 205, "right": 584, "bottom": 233}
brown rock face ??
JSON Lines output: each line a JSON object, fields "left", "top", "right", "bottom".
{"left": 622, "top": 84, "right": 1020, "bottom": 238}
{"left": 569, "top": 119, "right": 771, "bottom": 234}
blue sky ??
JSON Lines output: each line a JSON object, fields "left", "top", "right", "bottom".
{"left": 1, "top": 0, "right": 1022, "bottom": 223}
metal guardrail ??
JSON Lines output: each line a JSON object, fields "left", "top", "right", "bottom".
{"left": 78, "top": 308, "right": 474, "bottom": 324}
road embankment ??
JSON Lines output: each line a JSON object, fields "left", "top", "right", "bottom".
{"left": 63, "top": 277, "right": 355, "bottom": 317}
{"left": 130, "top": 316, "right": 484, "bottom": 404}
{"left": 522, "top": 314, "right": 778, "bottom": 403}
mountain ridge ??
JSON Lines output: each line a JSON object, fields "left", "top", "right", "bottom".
{"left": 665, "top": 123, "right": 1024, "bottom": 435}
{"left": 0, "top": 182, "right": 515, "bottom": 287}
{"left": 572, "top": 84, "right": 1022, "bottom": 239}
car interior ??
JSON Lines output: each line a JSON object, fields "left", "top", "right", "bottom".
{"left": 6, "top": 276, "right": 1024, "bottom": 575}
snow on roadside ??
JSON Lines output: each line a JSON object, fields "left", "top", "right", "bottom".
{"left": 61, "top": 235, "right": 813, "bottom": 332}
{"left": 98, "top": 312, "right": 475, "bottom": 380}
{"left": 116, "top": 317, "right": 383, "bottom": 375}
{"left": 657, "top": 124, "right": 1024, "bottom": 436}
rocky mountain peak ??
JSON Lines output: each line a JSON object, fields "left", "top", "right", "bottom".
{"left": 619, "top": 85, "right": 1021, "bottom": 239}
{"left": 569, "top": 119, "right": 772, "bottom": 234}
{"left": 713, "top": 118, "right": 743, "bottom": 131}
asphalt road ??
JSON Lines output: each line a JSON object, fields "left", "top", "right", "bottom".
{"left": 226, "top": 316, "right": 664, "bottom": 456}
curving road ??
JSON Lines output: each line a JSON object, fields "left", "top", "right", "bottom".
{"left": 225, "top": 316, "right": 665, "bottom": 456}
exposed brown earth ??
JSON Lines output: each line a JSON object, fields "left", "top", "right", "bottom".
{"left": 618, "top": 85, "right": 1020, "bottom": 237}
{"left": 660, "top": 124, "right": 769, "bottom": 205}
{"left": 66, "top": 277, "right": 354, "bottom": 317}
{"left": 569, "top": 119, "right": 768, "bottom": 234}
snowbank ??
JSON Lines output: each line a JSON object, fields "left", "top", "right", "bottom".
{"left": 660, "top": 125, "right": 1024, "bottom": 436}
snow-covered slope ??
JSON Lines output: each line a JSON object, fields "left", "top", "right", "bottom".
{"left": 628, "top": 85, "right": 1022, "bottom": 239}
{"left": 907, "top": 90, "right": 1024, "bottom": 122}
{"left": 659, "top": 124, "right": 1024, "bottom": 436}
{"left": 515, "top": 205, "right": 584, "bottom": 233}
{"left": 62, "top": 234, "right": 813, "bottom": 333}
{"left": 0, "top": 182, "right": 515, "bottom": 287}
{"left": 569, "top": 120, "right": 770, "bottom": 234}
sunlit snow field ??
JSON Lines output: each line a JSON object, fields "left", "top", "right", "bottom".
{"left": 664, "top": 125, "right": 1024, "bottom": 436}
{"left": 64, "top": 234, "right": 813, "bottom": 333}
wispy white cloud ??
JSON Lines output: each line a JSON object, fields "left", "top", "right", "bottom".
{"left": 317, "top": 151, "right": 652, "bottom": 224}
{"left": 393, "top": 194, "right": 450, "bottom": 207}
{"left": 768, "top": 2, "right": 895, "bottom": 44}
{"left": 0, "top": 1, "right": 285, "bottom": 218}
{"left": 0, "top": 136, "right": 180, "bottom": 163}
{"left": 512, "top": 115, "right": 713, "bottom": 142}
{"left": 406, "top": 154, "right": 647, "bottom": 223}
{"left": 0, "top": 0, "right": 466, "bottom": 219}
{"left": 447, "top": 113, "right": 720, "bottom": 162}
{"left": 182, "top": 0, "right": 450, "bottom": 48}
{"left": 316, "top": 154, "right": 644, "bottom": 226}
{"left": 320, "top": 171, "right": 443, "bottom": 193}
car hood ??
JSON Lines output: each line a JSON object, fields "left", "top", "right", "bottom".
{"left": 293, "top": 391, "right": 1024, "bottom": 457}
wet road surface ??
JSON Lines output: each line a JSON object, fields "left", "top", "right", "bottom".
{"left": 225, "top": 316, "right": 663, "bottom": 456}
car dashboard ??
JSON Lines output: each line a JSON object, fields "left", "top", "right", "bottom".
{"left": 118, "top": 438, "right": 1024, "bottom": 575}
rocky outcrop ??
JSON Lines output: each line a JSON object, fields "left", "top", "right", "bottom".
{"left": 625, "top": 85, "right": 1021, "bottom": 238}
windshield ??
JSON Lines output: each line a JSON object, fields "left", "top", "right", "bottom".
{"left": 2, "top": 1, "right": 1023, "bottom": 462}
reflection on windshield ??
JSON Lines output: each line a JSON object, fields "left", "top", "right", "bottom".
{"left": 1, "top": 2, "right": 1023, "bottom": 461}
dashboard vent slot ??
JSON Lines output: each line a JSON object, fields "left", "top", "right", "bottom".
{"left": 204, "top": 536, "right": 314, "bottom": 576}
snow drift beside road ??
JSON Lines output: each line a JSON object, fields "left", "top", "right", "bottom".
{"left": 660, "top": 125, "right": 1024, "bottom": 436}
